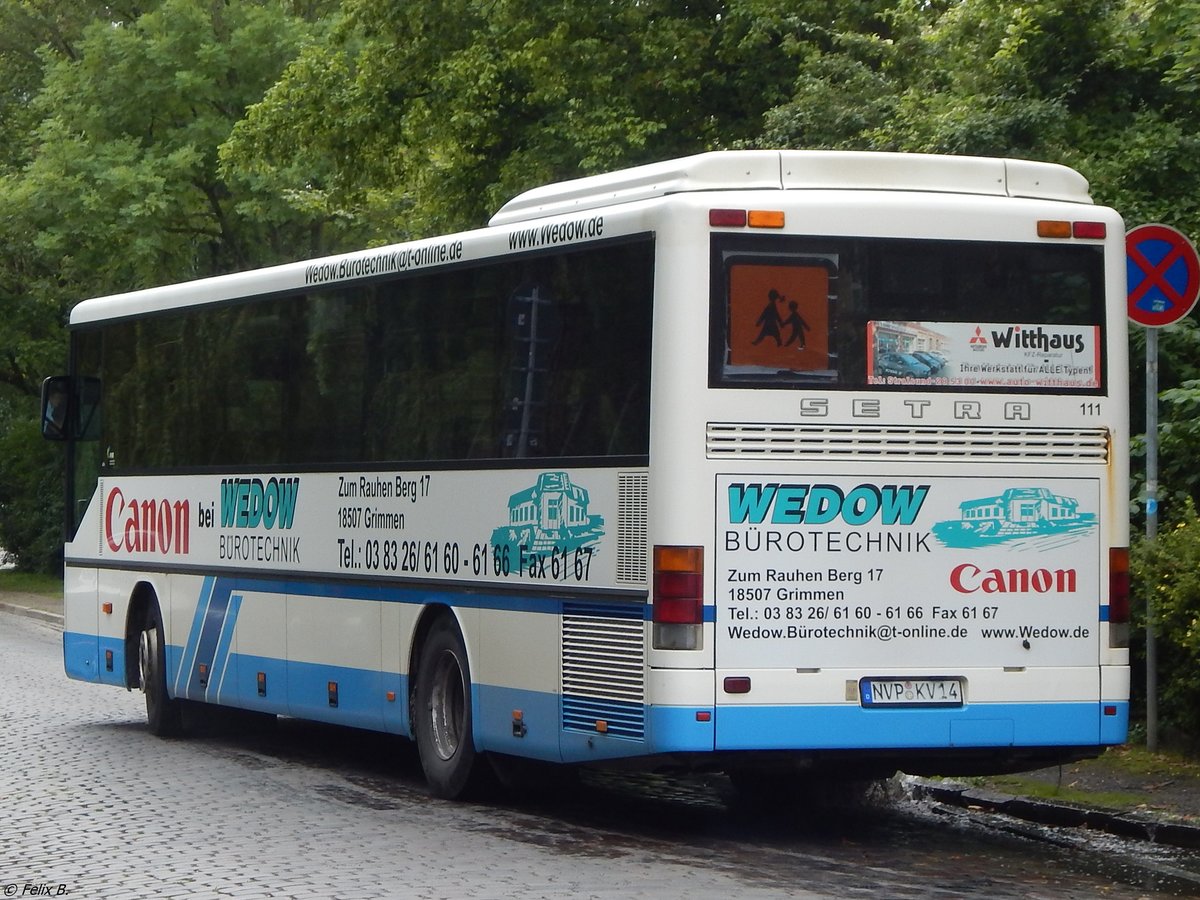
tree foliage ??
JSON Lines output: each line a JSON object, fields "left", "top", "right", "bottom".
{"left": 223, "top": 0, "right": 802, "bottom": 237}
{"left": 0, "top": 0, "right": 333, "bottom": 567}
{"left": 1133, "top": 499, "right": 1200, "bottom": 746}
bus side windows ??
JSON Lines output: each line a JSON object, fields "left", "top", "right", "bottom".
{"left": 77, "top": 376, "right": 102, "bottom": 440}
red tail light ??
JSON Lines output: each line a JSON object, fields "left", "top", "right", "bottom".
{"left": 653, "top": 546, "right": 704, "bottom": 624}
{"left": 1108, "top": 547, "right": 1130, "bottom": 649}
{"left": 652, "top": 546, "right": 704, "bottom": 650}
{"left": 1109, "top": 547, "right": 1130, "bottom": 624}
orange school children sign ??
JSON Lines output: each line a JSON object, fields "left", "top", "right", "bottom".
{"left": 727, "top": 262, "right": 831, "bottom": 371}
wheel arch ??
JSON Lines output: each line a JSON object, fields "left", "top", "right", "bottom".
{"left": 407, "top": 603, "right": 460, "bottom": 728}
{"left": 123, "top": 580, "right": 162, "bottom": 689}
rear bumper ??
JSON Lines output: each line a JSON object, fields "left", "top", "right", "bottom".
{"left": 710, "top": 700, "right": 1128, "bottom": 752}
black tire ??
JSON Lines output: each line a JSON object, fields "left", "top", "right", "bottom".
{"left": 414, "top": 617, "right": 484, "bottom": 799}
{"left": 138, "top": 603, "right": 183, "bottom": 737}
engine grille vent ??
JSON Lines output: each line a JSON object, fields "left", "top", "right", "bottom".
{"left": 561, "top": 602, "right": 645, "bottom": 740}
{"left": 616, "top": 472, "right": 649, "bottom": 584}
{"left": 707, "top": 423, "right": 1109, "bottom": 463}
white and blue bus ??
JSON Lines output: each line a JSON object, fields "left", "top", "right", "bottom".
{"left": 44, "top": 150, "right": 1130, "bottom": 798}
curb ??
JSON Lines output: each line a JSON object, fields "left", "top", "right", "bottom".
{"left": 0, "top": 601, "right": 63, "bottom": 627}
{"left": 910, "top": 779, "right": 1200, "bottom": 849}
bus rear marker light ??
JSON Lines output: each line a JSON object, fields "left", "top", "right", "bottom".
{"left": 724, "top": 677, "right": 752, "bottom": 694}
{"left": 709, "top": 209, "right": 747, "bottom": 227}
{"left": 747, "top": 210, "right": 785, "bottom": 228}
{"left": 1037, "top": 220, "right": 1072, "bottom": 238}
{"left": 1073, "top": 221, "right": 1106, "bottom": 239}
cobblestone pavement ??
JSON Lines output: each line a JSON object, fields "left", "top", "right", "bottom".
{"left": 3, "top": 609, "right": 1195, "bottom": 900}
{"left": 1, "top": 612, "right": 828, "bottom": 900}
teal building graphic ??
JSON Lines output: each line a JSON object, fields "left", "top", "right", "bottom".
{"left": 932, "top": 487, "right": 1095, "bottom": 548}
{"left": 491, "top": 472, "right": 605, "bottom": 555}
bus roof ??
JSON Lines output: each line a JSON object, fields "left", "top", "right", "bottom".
{"left": 488, "top": 150, "right": 1093, "bottom": 226}
{"left": 69, "top": 150, "right": 1093, "bottom": 326}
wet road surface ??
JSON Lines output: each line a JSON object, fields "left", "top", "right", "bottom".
{"left": 3, "top": 610, "right": 1198, "bottom": 899}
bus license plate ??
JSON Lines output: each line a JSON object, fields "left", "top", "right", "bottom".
{"left": 859, "top": 677, "right": 963, "bottom": 708}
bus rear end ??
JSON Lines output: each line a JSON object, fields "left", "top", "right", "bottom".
{"left": 648, "top": 151, "right": 1129, "bottom": 778}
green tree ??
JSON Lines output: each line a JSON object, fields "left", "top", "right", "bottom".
{"left": 221, "top": 0, "right": 807, "bottom": 239}
{"left": 0, "top": 0, "right": 333, "bottom": 571}
{"left": 1133, "top": 499, "right": 1200, "bottom": 746}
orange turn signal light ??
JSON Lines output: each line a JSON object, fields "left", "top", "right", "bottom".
{"left": 1037, "top": 220, "right": 1072, "bottom": 238}
{"left": 748, "top": 210, "right": 785, "bottom": 228}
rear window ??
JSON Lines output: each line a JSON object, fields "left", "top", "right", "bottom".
{"left": 710, "top": 234, "right": 1106, "bottom": 393}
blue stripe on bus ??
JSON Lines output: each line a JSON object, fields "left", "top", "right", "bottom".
{"left": 174, "top": 575, "right": 216, "bottom": 697}
{"left": 64, "top": 631, "right": 98, "bottom": 682}
{"left": 476, "top": 684, "right": 562, "bottom": 760}
{"left": 229, "top": 651, "right": 290, "bottom": 716}
{"left": 210, "top": 593, "right": 242, "bottom": 703}
{"left": 1101, "top": 702, "right": 1129, "bottom": 744}
{"left": 711, "top": 701, "right": 1129, "bottom": 750}
{"left": 191, "top": 579, "right": 235, "bottom": 698}
{"left": 281, "top": 657, "right": 387, "bottom": 732}
{"left": 97, "top": 634, "right": 126, "bottom": 687}
{"left": 62, "top": 624, "right": 1127, "bottom": 759}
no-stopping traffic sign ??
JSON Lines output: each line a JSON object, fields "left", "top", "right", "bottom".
{"left": 1127, "top": 223, "right": 1200, "bottom": 327}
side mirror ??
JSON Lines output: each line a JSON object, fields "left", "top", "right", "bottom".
{"left": 40, "top": 376, "right": 70, "bottom": 441}
{"left": 41, "top": 375, "right": 102, "bottom": 441}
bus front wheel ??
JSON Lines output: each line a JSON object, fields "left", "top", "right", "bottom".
{"left": 138, "top": 604, "right": 183, "bottom": 737}
{"left": 414, "top": 617, "right": 483, "bottom": 799}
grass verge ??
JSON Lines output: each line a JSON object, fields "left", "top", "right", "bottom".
{"left": 964, "top": 743, "right": 1200, "bottom": 819}
{"left": 967, "top": 771, "right": 1147, "bottom": 810}
{"left": 0, "top": 570, "right": 63, "bottom": 597}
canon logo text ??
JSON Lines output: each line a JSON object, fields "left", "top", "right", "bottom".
{"left": 950, "top": 563, "right": 1076, "bottom": 594}
{"left": 104, "top": 488, "right": 190, "bottom": 555}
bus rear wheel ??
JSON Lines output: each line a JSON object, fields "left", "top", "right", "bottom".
{"left": 138, "top": 604, "right": 183, "bottom": 737}
{"left": 414, "top": 617, "right": 484, "bottom": 799}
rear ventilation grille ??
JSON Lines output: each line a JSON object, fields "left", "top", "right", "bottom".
{"left": 707, "top": 424, "right": 1109, "bottom": 463}
{"left": 562, "top": 602, "right": 645, "bottom": 740}
{"left": 616, "top": 472, "right": 648, "bottom": 584}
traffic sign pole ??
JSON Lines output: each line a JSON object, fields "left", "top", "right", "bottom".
{"left": 1144, "top": 327, "right": 1158, "bottom": 752}
{"left": 1127, "top": 223, "right": 1200, "bottom": 754}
